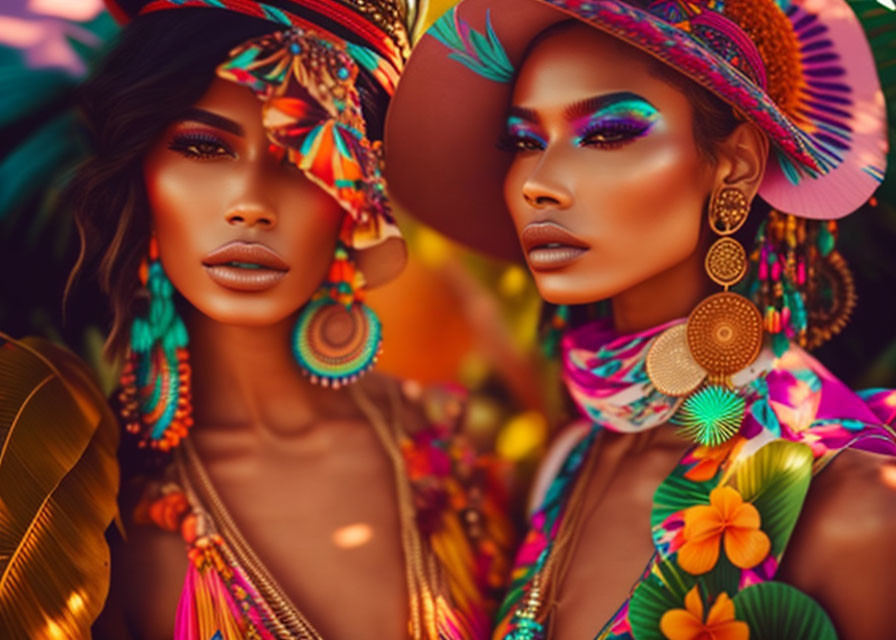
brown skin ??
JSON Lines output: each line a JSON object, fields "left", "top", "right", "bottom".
{"left": 506, "top": 25, "right": 896, "bottom": 639}
{"left": 95, "top": 78, "right": 414, "bottom": 640}
{"left": 143, "top": 79, "right": 344, "bottom": 327}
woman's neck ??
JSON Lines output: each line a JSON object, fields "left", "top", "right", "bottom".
{"left": 186, "top": 308, "right": 353, "bottom": 438}
{"left": 611, "top": 245, "right": 712, "bottom": 335}
{"left": 602, "top": 245, "right": 714, "bottom": 449}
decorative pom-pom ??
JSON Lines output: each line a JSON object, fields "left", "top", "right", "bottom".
{"left": 672, "top": 385, "right": 745, "bottom": 446}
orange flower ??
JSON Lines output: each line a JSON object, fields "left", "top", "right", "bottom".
{"left": 660, "top": 587, "right": 749, "bottom": 640}
{"left": 678, "top": 486, "right": 771, "bottom": 575}
{"left": 684, "top": 437, "right": 743, "bottom": 482}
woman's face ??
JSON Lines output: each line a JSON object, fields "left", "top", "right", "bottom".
{"left": 144, "top": 77, "right": 345, "bottom": 326}
{"left": 502, "top": 24, "right": 716, "bottom": 305}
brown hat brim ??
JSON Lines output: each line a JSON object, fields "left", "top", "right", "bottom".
{"left": 385, "top": 0, "right": 560, "bottom": 262}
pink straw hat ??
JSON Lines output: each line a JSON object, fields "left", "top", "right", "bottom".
{"left": 384, "top": 0, "right": 888, "bottom": 261}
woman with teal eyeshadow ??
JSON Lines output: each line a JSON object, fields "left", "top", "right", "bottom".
{"left": 386, "top": 0, "right": 896, "bottom": 639}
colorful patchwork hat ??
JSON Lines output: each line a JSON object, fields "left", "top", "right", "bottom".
{"left": 106, "top": 0, "right": 418, "bottom": 286}
{"left": 384, "top": 0, "right": 889, "bottom": 261}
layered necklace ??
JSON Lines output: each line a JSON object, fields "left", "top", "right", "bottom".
{"left": 173, "top": 382, "right": 446, "bottom": 640}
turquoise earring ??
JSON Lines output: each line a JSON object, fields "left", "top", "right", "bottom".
{"left": 119, "top": 236, "right": 193, "bottom": 451}
{"left": 291, "top": 242, "right": 382, "bottom": 388}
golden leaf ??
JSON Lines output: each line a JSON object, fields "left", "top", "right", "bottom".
{"left": 0, "top": 334, "right": 119, "bottom": 639}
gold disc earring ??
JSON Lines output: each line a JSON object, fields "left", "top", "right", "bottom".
{"left": 686, "top": 187, "right": 763, "bottom": 384}
{"left": 647, "top": 187, "right": 764, "bottom": 447}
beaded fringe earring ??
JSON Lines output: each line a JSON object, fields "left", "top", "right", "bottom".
{"left": 746, "top": 209, "right": 856, "bottom": 356}
{"left": 119, "top": 236, "right": 193, "bottom": 451}
{"left": 292, "top": 240, "right": 382, "bottom": 388}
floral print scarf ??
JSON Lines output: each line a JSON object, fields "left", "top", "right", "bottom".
{"left": 496, "top": 318, "right": 896, "bottom": 640}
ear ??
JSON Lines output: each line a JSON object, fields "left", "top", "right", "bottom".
{"left": 711, "top": 122, "right": 769, "bottom": 202}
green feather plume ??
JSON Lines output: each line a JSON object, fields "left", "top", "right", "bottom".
{"left": 429, "top": 7, "right": 514, "bottom": 82}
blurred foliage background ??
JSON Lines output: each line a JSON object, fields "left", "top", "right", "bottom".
{"left": 1, "top": 1, "right": 895, "bottom": 508}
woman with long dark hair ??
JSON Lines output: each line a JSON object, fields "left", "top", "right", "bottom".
{"left": 1, "top": 2, "right": 510, "bottom": 639}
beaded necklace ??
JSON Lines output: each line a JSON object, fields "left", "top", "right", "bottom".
{"left": 134, "top": 381, "right": 510, "bottom": 639}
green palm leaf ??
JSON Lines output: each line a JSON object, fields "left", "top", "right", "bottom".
{"left": 731, "top": 440, "right": 813, "bottom": 556}
{"left": 628, "top": 559, "right": 696, "bottom": 640}
{"left": 848, "top": 1, "right": 896, "bottom": 201}
{"left": 651, "top": 466, "right": 712, "bottom": 530}
{"left": 734, "top": 581, "right": 837, "bottom": 640}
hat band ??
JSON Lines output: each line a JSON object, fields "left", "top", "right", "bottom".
{"left": 646, "top": 1, "right": 767, "bottom": 90}
{"left": 139, "top": 0, "right": 404, "bottom": 80}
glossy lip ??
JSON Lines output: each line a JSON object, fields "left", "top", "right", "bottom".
{"left": 202, "top": 241, "right": 289, "bottom": 292}
{"left": 521, "top": 221, "right": 589, "bottom": 271}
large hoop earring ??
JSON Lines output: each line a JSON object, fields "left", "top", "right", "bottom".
{"left": 119, "top": 235, "right": 193, "bottom": 451}
{"left": 291, "top": 242, "right": 382, "bottom": 388}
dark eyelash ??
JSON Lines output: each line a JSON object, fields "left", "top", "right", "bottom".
{"left": 168, "top": 132, "right": 235, "bottom": 160}
{"left": 496, "top": 132, "right": 545, "bottom": 153}
{"left": 579, "top": 122, "right": 650, "bottom": 149}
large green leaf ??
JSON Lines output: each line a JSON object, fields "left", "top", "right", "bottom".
{"left": 731, "top": 440, "right": 813, "bottom": 555}
{"left": 698, "top": 553, "right": 740, "bottom": 603}
{"left": 628, "top": 559, "right": 696, "bottom": 640}
{"left": 734, "top": 582, "right": 837, "bottom": 640}
{"left": 651, "top": 465, "right": 713, "bottom": 531}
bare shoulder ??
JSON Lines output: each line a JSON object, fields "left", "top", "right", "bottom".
{"left": 793, "top": 449, "right": 896, "bottom": 553}
{"left": 779, "top": 448, "right": 896, "bottom": 639}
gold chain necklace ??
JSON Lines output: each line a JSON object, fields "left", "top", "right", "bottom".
{"left": 349, "top": 382, "right": 443, "bottom": 640}
{"left": 176, "top": 380, "right": 441, "bottom": 640}
{"left": 179, "top": 438, "right": 322, "bottom": 640}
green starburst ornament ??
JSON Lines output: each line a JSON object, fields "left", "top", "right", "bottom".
{"left": 673, "top": 385, "right": 746, "bottom": 446}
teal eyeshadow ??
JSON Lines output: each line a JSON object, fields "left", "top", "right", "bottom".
{"left": 505, "top": 115, "right": 547, "bottom": 147}
{"left": 571, "top": 99, "right": 659, "bottom": 144}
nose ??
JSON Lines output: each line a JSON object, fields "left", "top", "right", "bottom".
{"left": 521, "top": 156, "right": 573, "bottom": 210}
{"left": 225, "top": 202, "right": 277, "bottom": 229}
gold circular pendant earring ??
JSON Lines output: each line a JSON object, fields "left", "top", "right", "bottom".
{"left": 688, "top": 187, "right": 763, "bottom": 383}
{"left": 647, "top": 187, "right": 763, "bottom": 447}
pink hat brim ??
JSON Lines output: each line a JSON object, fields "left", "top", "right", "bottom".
{"left": 385, "top": 0, "right": 888, "bottom": 261}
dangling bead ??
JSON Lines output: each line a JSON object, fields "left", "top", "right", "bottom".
{"left": 506, "top": 617, "right": 545, "bottom": 640}
{"left": 750, "top": 211, "right": 853, "bottom": 352}
{"left": 506, "top": 572, "right": 546, "bottom": 640}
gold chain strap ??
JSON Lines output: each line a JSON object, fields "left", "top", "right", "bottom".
{"left": 176, "top": 379, "right": 441, "bottom": 640}
{"left": 349, "top": 381, "right": 442, "bottom": 640}
{"left": 178, "top": 439, "right": 323, "bottom": 640}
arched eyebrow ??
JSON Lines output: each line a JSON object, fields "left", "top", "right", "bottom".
{"left": 509, "top": 92, "right": 655, "bottom": 124}
{"left": 508, "top": 105, "right": 539, "bottom": 124}
{"left": 564, "top": 92, "right": 654, "bottom": 120}
{"left": 179, "top": 107, "right": 245, "bottom": 137}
